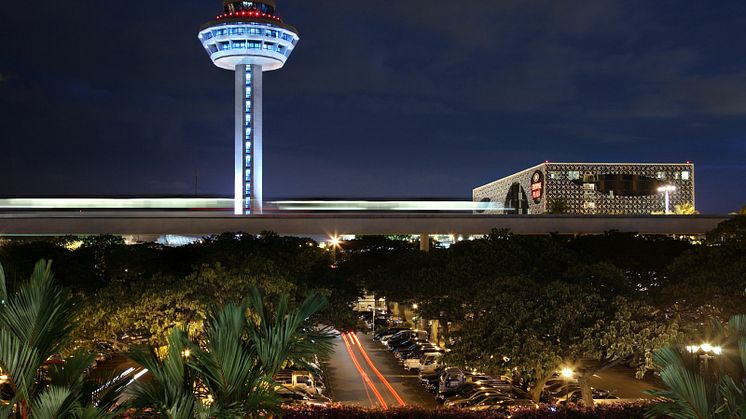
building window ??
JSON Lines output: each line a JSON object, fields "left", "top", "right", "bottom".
{"left": 681, "top": 171, "right": 690, "bottom": 181}
{"left": 657, "top": 171, "right": 666, "bottom": 179}
{"left": 568, "top": 171, "right": 580, "bottom": 181}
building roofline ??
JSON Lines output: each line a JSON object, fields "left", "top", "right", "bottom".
{"left": 544, "top": 162, "right": 694, "bottom": 166}
{"left": 473, "top": 161, "right": 695, "bottom": 192}
{"left": 473, "top": 162, "right": 547, "bottom": 192}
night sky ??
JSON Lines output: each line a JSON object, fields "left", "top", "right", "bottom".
{"left": 1, "top": 1, "right": 745, "bottom": 213}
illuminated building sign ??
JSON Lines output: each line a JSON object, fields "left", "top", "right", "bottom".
{"left": 531, "top": 171, "right": 544, "bottom": 203}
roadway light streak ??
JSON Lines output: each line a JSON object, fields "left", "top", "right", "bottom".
{"left": 350, "top": 333, "right": 406, "bottom": 406}
{"left": 341, "top": 333, "right": 388, "bottom": 408}
{"left": 274, "top": 201, "right": 507, "bottom": 212}
{"left": 0, "top": 198, "right": 506, "bottom": 212}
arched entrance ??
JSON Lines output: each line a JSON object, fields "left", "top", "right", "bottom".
{"left": 504, "top": 183, "right": 529, "bottom": 214}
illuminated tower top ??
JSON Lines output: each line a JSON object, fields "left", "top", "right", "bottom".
{"left": 198, "top": 0, "right": 299, "bottom": 72}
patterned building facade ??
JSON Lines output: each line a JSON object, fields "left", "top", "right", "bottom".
{"left": 473, "top": 162, "right": 695, "bottom": 215}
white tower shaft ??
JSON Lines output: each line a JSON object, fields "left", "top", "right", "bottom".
{"left": 234, "top": 64, "right": 263, "bottom": 214}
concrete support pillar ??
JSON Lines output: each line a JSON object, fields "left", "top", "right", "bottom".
{"left": 234, "top": 64, "right": 247, "bottom": 215}
{"left": 234, "top": 64, "right": 263, "bottom": 215}
{"left": 430, "top": 319, "right": 440, "bottom": 345}
{"left": 419, "top": 233, "right": 430, "bottom": 252}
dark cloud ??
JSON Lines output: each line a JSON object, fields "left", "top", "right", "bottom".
{"left": 1, "top": 0, "right": 745, "bottom": 212}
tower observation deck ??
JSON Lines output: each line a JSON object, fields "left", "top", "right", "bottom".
{"left": 199, "top": 0, "right": 299, "bottom": 214}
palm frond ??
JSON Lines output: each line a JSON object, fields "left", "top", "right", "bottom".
{"left": 192, "top": 302, "right": 257, "bottom": 409}
{"left": 0, "top": 259, "right": 77, "bottom": 360}
{"left": 127, "top": 327, "right": 198, "bottom": 414}
{"left": 31, "top": 385, "right": 78, "bottom": 419}
{"left": 0, "top": 262, "right": 7, "bottom": 303}
{"left": 246, "top": 289, "right": 330, "bottom": 377}
{"left": 0, "top": 327, "right": 42, "bottom": 402}
{"left": 741, "top": 338, "right": 746, "bottom": 378}
{"left": 72, "top": 405, "right": 121, "bottom": 419}
{"left": 48, "top": 350, "right": 97, "bottom": 390}
{"left": 728, "top": 315, "right": 746, "bottom": 338}
{"left": 716, "top": 375, "right": 746, "bottom": 417}
{"left": 644, "top": 347, "right": 714, "bottom": 418}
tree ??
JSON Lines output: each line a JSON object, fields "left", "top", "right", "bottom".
{"left": 0, "top": 260, "right": 127, "bottom": 418}
{"left": 674, "top": 203, "right": 699, "bottom": 215}
{"left": 444, "top": 278, "right": 678, "bottom": 404}
{"left": 657, "top": 217, "right": 746, "bottom": 322}
{"left": 126, "top": 289, "right": 334, "bottom": 418}
{"left": 547, "top": 197, "right": 569, "bottom": 214}
{"left": 572, "top": 297, "right": 680, "bottom": 406}
{"left": 76, "top": 259, "right": 296, "bottom": 351}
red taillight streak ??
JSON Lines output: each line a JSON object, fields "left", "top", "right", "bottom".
{"left": 350, "top": 333, "right": 407, "bottom": 406}
{"left": 341, "top": 333, "right": 388, "bottom": 409}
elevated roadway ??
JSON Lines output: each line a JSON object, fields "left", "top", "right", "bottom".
{"left": 0, "top": 212, "right": 730, "bottom": 237}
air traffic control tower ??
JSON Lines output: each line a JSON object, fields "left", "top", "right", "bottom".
{"left": 199, "top": 0, "right": 299, "bottom": 214}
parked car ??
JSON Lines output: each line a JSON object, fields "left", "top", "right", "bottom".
{"left": 404, "top": 352, "right": 443, "bottom": 373}
{"left": 398, "top": 344, "right": 442, "bottom": 360}
{"left": 444, "top": 388, "right": 508, "bottom": 408}
{"left": 420, "top": 366, "right": 445, "bottom": 393}
{"left": 386, "top": 330, "right": 428, "bottom": 348}
{"left": 274, "top": 370, "right": 320, "bottom": 396}
{"left": 404, "top": 352, "right": 442, "bottom": 371}
{"left": 469, "top": 397, "right": 538, "bottom": 412}
{"left": 374, "top": 327, "right": 408, "bottom": 341}
{"left": 276, "top": 386, "right": 331, "bottom": 407}
{"left": 560, "top": 388, "right": 619, "bottom": 405}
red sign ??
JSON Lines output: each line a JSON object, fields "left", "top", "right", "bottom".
{"left": 531, "top": 171, "right": 544, "bottom": 203}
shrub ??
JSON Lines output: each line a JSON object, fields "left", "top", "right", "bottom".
{"left": 281, "top": 402, "right": 652, "bottom": 419}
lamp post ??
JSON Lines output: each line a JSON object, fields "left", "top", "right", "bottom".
{"left": 329, "top": 235, "right": 341, "bottom": 266}
{"left": 560, "top": 367, "right": 575, "bottom": 403}
{"left": 686, "top": 343, "right": 722, "bottom": 372}
{"left": 657, "top": 185, "right": 677, "bottom": 214}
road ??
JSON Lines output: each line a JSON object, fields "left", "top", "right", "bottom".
{"left": 590, "top": 365, "right": 661, "bottom": 399}
{"left": 325, "top": 331, "right": 436, "bottom": 408}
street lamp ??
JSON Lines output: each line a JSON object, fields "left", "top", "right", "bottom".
{"left": 686, "top": 343, "right": 722, "bottom": 371}
{"left": 328, "top": 235, "right": 342, "bottom": 265}
{"left": 657, "top": 185, "right": 677, "bottom": 214}
{"left": 558, "top": 367, "right": 575, "bottom": 403}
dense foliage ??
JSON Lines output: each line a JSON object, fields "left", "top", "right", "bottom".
{"left": 282, "top": 403, "right": 653, "bottom": 418}
{"left": 0, "top": 233, "right": 359, "bottom": 351}
{"left": 125, "top": 289, "right": 334, "bottom": 418}
{"left": 0, "top": 259, "right": 333, "bottom": 418}
{"left": 343, "top": 218, "right": 746, "bottom": 404}
{"left": 1, "top": 216, "right": 744, "bottom": 411}
{"left": 0, "top": 260, "right": 131, "bottom": 417}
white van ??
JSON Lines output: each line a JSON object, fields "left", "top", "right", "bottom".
{"left": 274, "top": 371, "right": 319, "bottom": 395}
{"left": 404, "top": 352, "right": 442, "bottom": 372}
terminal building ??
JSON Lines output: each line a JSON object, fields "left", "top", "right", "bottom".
{"left": 473, "top": 162, "right": 695, "bottom": 215}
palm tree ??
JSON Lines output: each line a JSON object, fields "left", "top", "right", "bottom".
{"left": 645, "top": 314, "right": 746, "bottom": 418}
{"left": 126, "top": 289, "right": 334, "bottom": 418}
{"left": 0, "top": 260, "right": 128, "bottom": 418}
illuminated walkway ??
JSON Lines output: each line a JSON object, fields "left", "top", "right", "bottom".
{"left": 326, "top": 332, "right": 436, "bottom": 408}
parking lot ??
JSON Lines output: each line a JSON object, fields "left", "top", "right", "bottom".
{"left": 325, "top": 331, "right": 437, "bottom": 408}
